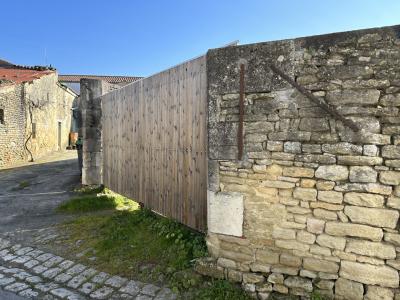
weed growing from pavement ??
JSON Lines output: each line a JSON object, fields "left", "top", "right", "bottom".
{"left": 19, "top": 180, "right": 30, "bottom": 188}
{"left": 58, "top": 187, "right": 251, "bottom": 299}
{"left": 196, "top": 280, "right": 252, "bottom": 300}
{"left": 12, "top": 180, "right": 31, "bottom": 191}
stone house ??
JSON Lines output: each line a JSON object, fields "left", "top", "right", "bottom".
{"left": 0, "top": 60, "right": 77, "bottom": 167}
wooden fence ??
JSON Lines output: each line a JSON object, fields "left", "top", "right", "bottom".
{"left": 102, "top": 56, "right": 207, "bottom": 231}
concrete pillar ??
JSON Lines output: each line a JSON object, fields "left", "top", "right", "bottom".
{"left": 79, "top": 79, "right": 104, "bottom": 185}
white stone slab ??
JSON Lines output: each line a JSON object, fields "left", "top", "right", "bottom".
{"left": 208, "top": 191, "right": 243, "bottom": 237}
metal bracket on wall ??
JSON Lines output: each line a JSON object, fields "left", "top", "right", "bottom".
{"left": 269, "top": 63, "right": 360, "bottom": 132}
{"left": 238, "top": 64, "right": 245, "bottom": 160}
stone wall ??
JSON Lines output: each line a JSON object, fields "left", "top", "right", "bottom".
{"left": 204, "top": 25, "right": 400, "bottom": 299}
{"left": 0, "top": 73, "right": 77, "bottom": 167}
{"left": 0, "top": 84, "right": 26, "bottom": 166}
{"left": 79, "top": 79, "right": 120, "bottom": 185}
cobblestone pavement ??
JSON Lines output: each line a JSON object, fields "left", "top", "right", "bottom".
{"left": 0, "top": 238, "right": 177, "bottom": 299}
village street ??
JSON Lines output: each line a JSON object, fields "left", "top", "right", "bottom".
{"left": 0, "top": 152, "right": 79, "bottom": 299}
{"left": 0, "top": 151, "right": 80, "bottom": 236}
{"left": 0, "top": 152, "right": 176, "bottom": 299}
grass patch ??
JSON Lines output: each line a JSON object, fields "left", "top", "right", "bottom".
{"left": 74, "top": 185, "right": 105, "bottom": 195}
{"left": 58, "top": 189, "right": 138, "bottom": 213}
{"left": 57, "top": 189, "right": 253, "bottom": 299}
{"left": 196, "top": 280, "right": 251, "bottom": 300}
{"left": 63, "top": 209, "right": 207, "bottom": 277}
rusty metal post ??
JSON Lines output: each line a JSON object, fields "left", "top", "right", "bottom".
{"left": 269, "top": 64, "right": 359, "bottom": 132}
{"left": 238, "top": 64, "right": 245, "bottom": 160}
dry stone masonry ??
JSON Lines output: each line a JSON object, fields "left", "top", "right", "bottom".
{"left": 203, "top": 25, "right": 400, "bottom": 299}
{"left": 0, "top": 84, "right": 26, "bottom": 166}
{"left": 0, "top": 237, "right": 176, "bottom": 299}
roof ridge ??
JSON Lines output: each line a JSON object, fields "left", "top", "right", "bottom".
{"left": 60, "top": 74, "right": 142, "bottom": 78}
{"left": 59, "top": 74, "right": 143, "bottom": 84}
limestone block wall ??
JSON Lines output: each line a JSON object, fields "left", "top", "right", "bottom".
{"left": 205, "top": 25, "right": 400, "bottom": 299}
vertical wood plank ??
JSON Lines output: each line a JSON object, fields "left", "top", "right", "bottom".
{"left": 101, "top": 56, "right": 207, "bottom": 231}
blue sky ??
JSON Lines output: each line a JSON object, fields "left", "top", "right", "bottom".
{"left": 1, "top": 1, "right": 399, "bottom": 77}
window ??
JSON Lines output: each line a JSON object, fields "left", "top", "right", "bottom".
{"left": 0, "top": 109, "right": 4, "bottom": 124}
{"left": 32, "top": 123, "right": 36, "bottom": 139}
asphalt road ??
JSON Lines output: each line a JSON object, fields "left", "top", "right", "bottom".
{"left": 0, "top": 151, "right": 80, "bottom": 235}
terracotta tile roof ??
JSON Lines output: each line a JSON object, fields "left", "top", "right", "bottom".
{"left": 0, "top": 59, "right": 15, "bottom": 68}
{"left": 0, "top": 60, "right": 54, "bottom": 85}
{"left": 59, "top": 74, "right": 143, "bottom": 84}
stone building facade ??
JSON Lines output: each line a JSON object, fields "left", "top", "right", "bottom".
{"left": 0, "top": 65, "right": 77, "bottom": 167}
{"left": 203, "top": 25, "right": 400, "bottom": 299}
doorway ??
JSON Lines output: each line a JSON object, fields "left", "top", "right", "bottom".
{"left": 58, "top": 122, "right": 62, "bottom": 150}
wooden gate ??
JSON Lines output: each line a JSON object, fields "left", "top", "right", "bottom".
{"left": 102, "top": 56, "right": 207, "bottom": 231}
